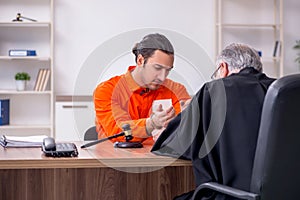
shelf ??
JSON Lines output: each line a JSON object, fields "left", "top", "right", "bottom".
{"left": 262, "top": 57, "right": 281, "bottom": 62}
{"left": 0, "top": 22, "right": 50, "bottom": 28}
{"left": 216, "top": 23, "right": 281, "bottom": 29}
{"left": 0, "top": 56, "right": 50, "bottom": 61}
{"left": 215, "top": 0, "right": 284, "bottom": 77}
{"left": 0, "top": 0, "right": 54, "bottom": 137}
{"left": 0, "top": 124, "right": 52, "bottom": 129}
{"left": 0, "top": 90, "right": 52, "bottom": 95}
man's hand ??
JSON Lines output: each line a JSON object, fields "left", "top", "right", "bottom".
{"left": 152, "top": 128, "right": 165, "bottom": 142}
{"left": 151, "top": 104, "right": 175, "bottom": 129}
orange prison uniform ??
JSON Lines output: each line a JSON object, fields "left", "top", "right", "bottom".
{"left": 94, "top": 66, "right": 190, "bottom": 144}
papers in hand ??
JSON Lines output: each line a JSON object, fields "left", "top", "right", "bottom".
{"left": 0, "top": 135, "right": 48, "bottom": 148}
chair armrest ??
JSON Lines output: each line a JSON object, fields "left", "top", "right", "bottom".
{"left": 192, "top": 182, "right": 259, "bottom": 200}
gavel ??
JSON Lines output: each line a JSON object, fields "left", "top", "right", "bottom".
{"left": 81, "top": 124, "right": 143, "bottom": 148}
{"left": 12, "top": 13, "right": 37, "bottom": 22}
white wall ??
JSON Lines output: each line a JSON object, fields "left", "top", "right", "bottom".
{"left": 52, "top": 1, "right": 300, "bottom": 140}
{"left": 283, "top": 0, "right": 300, "bottom": 75}
{"left": 54, "top": 0, "right": 300, "bottom": 96}
{"left": 54, "top": 0, "right": 215, "bottom": 96}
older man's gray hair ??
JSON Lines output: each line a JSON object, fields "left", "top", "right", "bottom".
{"left": 216, "top": 43, "right": 262, "bottom": 72}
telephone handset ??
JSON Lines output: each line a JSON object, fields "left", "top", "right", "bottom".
{"left": 42, "top": 137, "right": 78, "bottom": 157}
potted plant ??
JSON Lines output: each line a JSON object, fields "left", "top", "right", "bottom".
{"left": 15, "top": 72, "right": 30, "bottom": 91}
{"left": 293, "top": 40, "right": 300, "bottom": 69}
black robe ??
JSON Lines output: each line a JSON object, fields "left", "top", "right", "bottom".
{"left": 151, "top": 68, "right": 275, "bottom": 200}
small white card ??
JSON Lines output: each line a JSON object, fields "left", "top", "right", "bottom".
{"left": 152, "top": 99, "right": 172, "bottom": 113}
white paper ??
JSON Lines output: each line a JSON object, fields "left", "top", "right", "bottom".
{"left": 5, "top": 135, "right": 48, "bottom": 143}
{"left": 152, "top": 99, "right": 172, "bottom": 113}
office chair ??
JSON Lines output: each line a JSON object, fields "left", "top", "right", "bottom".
{"left": 192, "top": 74, "right": 300, "bottom": 200}
{"left": 83, "top": 126, "right": 98, "bottom": 141}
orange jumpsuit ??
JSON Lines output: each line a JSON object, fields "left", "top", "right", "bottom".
{"left": 94, "top": 66, "right": 190, "bottom": 144}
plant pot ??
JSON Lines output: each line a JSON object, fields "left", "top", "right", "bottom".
{"left": 15, "top": 80, "right": 27, "bottom": 91}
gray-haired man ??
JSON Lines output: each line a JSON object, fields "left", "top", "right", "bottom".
{"left": 152, "top": 43, "right": 275, "bottom": 200}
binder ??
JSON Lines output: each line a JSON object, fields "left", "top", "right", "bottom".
{"left": 0, "top": 99, "right": 9, "bottom": 125}
{"left": 9, "top": 49, "right": 37, "bottom": 57}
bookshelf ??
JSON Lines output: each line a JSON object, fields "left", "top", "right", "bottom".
{"left": 214, "top": 0, "right": 284, "bottom": 77}
{"left": 0, "top": 0, "right": 54, "bottom": 137}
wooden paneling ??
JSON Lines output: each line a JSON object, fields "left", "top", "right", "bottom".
{"left": 0, "top": 166, "right": 194, "bottom": 200}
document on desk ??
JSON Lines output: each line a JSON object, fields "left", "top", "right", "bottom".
{"left": 0, "top": 135, "right": 48, "bottom": 148}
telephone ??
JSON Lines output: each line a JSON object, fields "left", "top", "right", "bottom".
{"left": 42, "top": 137, "right": 78, "bottom": 157}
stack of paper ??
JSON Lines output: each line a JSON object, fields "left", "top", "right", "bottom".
{"left": 0, "top": 135, "right": 48, "bottom": 148}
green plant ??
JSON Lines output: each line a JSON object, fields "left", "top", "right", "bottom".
{"left": 293, "top": 40, "right": 300, "bottom": 67}
{"left": 15, "top": 72, "right": 30, "bottom": 81}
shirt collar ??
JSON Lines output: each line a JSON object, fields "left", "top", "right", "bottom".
{"left": 238, "top": 67, "right": 259, "bottom": 75}
{"left": 124, "top": 66, "right": 143, "bottom": 92}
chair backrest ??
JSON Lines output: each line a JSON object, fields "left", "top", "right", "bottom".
{"left": 84, "top": 126, "right": 98, "bottom": 141}
{"left": 250, "top": 74, "right": 300, "bottom": 199}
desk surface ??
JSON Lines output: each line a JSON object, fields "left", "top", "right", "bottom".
{"left": 0, "top": 141, "right": 194, "bottom": 200}
{"left": 0, "top": 141, "right": 191, "bottom": 169}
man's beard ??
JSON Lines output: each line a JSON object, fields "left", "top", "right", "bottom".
{"left": 147, "top": 81, "right": 162, "bottom": 90}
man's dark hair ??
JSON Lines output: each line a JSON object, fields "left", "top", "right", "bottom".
{"left": 132, "top": 33, "right": 174, "bottom": 63}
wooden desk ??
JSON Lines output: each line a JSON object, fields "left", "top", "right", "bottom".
{"left": 0, "top": 141, "right": 194, "bottom": 200}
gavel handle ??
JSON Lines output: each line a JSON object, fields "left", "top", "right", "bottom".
{"left": 20, "top": 16, "right": 37, "bottom": 22}
{"left": 81, "top": 132, "right": 125, "bottom": 148}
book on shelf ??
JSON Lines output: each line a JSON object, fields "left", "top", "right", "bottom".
{"left": 33, "top": 69, "right": 43, "bottom": 91}
{"left": 40, "top": 69, "right": 50, "bottom": 91}
{"left": 273, "top": 40, "right": 281, "bottom": 57}
{"left": 9, "top": 49, "right": 36, "bottom": 57}
{"left": 38, "top": 69, "right": 47, "bottom": 91}
{"left": 0, "top": 99, "right": 9, "bottom": 126}
{"left": 0, "top": 135, "right": 48, "bottom": 148}
{"left": 34, "top": 69, "right": 50, "bottom": 91}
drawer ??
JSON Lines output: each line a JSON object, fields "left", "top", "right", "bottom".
{"left": 55, "top": 100, "right": 94, "bottom": 141}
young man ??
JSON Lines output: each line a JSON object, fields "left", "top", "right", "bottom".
{"left": 152, "top": 43, "right": 276, "bottom": 199}
{"left": 94, "top": 33, "right": 190, "bottom": 144}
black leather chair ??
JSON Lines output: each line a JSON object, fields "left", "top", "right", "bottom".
{"left": 192, "top": 74, "right": 300, "bottom": 200}
{"left": 83, "top": 126, "right": 98, "bottom": 141}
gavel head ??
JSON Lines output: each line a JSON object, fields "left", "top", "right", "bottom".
{"left": 16, "top": 13, "right": 22, "bottom": 21}
{"left": 12, "top": 13, "right": 22, "bottom": 22}
{"left": 121, "top": 124, "right": 133, "bottom": 142}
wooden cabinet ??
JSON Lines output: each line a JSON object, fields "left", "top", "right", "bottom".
{"left": 0, "top": 0, "right": 54, "bottom": 136}
{"left": 214, "top": 0, "right": 284, "bottom": 77}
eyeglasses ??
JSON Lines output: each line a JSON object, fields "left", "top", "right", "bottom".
{"left": 210, "top": 65, "right": 221, "bottom": 79}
